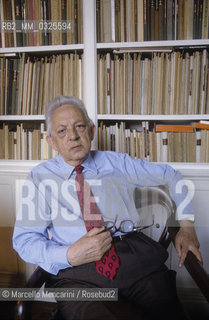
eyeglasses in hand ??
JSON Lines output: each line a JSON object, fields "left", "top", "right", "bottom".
{"left": 101, "top": 215, "right": 154, "bottom": 236}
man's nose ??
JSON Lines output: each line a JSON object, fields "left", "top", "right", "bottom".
{"left": 67, "top": 127, "right": 79, "bottom": 140}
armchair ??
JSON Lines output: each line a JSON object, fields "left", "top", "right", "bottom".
{"left": 15, "top": 186, "right": 209, "bottom": 320}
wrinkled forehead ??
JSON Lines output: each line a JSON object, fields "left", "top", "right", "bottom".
{"left": 51, "top": 104, "right": 88, "bottom": 124}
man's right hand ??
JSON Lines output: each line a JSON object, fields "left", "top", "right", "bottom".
{"left": 67, "top": 227, "right": 112, "bottom": 266}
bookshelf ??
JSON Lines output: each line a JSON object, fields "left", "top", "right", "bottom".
{"left": 0, "top": 0, "right": 98, "bottom": 158}
{"left": 0, "top": 0, "right": 209, "bottom": 292}
{"left": 93, "top": 0, "right": 209, "bottom": 163}
{"left": 0, "top": 0, "right": 209, "bottom": 161}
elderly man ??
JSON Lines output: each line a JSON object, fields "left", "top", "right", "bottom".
{"left": 13, "top": 96, "right": 202, "bottom": 320}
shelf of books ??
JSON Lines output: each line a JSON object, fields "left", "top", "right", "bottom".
{"left": 96, "top": 0, "right": 209, "bottom": 43}
{"left": 0, "top": 51, "right": 84, "bottom": 114}
{"left": 0, "top": 49, "right": 84, "bottom": 160}
{"left": 96, "top": 46, "right": 209, "bottom": 163}
{"left": 97, "top": 49, "right": 209, "bottom": 115}
{"left": 95, "top": 0, "right": 209, "bottom": 164}
{"left": 0, "top": 0, "right": 209, "bottom": 164}
{"left": 97, "top": 120, "right": 209, "bottom": 163}
{"left": 0, "top": 121, "right": 58, "bottom": 160}
{"left": 0, "top": 0, "right": 85, "bottom": 161}
{"left": 0, "top": 0, "right": 83, "bottom": 48}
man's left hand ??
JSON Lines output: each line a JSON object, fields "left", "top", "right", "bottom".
{"left": 175, "top": 220, "right": 203, "bottom": 267}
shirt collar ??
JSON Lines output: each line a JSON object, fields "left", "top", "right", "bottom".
{"left": 56, "top": 152, "right": 98, "bottom": 180}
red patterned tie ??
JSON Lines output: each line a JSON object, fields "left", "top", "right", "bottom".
{"left": 75, "top": 165, "right": 120, "bottom": 280}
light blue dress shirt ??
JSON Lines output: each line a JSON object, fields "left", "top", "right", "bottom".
{"left": 13, "top": 151, "right": 194, "bottom": 275}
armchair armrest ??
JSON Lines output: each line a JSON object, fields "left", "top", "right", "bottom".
{"left": 137, "top": 186, "right": 209, "bottom": 305}
{"left": 15, "top": 267, "right": 50, "bottom": 320}
{"left": 168, "top": 226, "right": 209, "bottom": 304}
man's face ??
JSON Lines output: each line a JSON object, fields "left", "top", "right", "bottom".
{"left": 47, "top": 104, "right": 95, "bottom": 166}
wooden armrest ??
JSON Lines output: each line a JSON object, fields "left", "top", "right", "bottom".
{"left": 168, "top": 226, "right": 209, "bottom": 304}
{"left": 15, "top": 267, "right": 49, "bottom": 320}
{"left": 25, "top": 266, "right": 50, "bottom": 288}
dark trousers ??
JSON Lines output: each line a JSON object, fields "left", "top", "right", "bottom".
{"left": 47, "top": 232, "right": 186, "bottom": 320}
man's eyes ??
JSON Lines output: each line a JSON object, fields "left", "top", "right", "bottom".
{"left": 76, "top": 124, "right": 86, "bottom": 131}
{"left": 56, "top": 124, "right": 86, "bottom": 135}
{"left": 57, "top": 128, "right": 66, "bottom": 135}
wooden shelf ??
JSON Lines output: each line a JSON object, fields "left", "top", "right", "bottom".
{"left": 97, "top": 39, "right": 209, "bottom": 50}
{"left": 1, "top": 114, "right": 209, "bottom": 122}
{"left": 0, "top": 44, "right": 84, "bottom": 55}
{"left": 97, "top": 114, "right": 209, "bottom": 121}
{"left": 0, "top": 115, "right": 45, "bottom": 121}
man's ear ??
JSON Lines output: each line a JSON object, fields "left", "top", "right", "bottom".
{"left": 90, "top": 125, "right": 96, "bottom": 141}
{"left": 46, "top": 136, "right": 58, "bottom": 151}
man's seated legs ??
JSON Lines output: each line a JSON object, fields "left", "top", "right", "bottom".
{"left": 46, "top": 232, "right": 186, "bottom": 320}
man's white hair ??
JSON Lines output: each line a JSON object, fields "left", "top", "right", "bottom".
{"left": 45, "top": 95, "right": 94, "bottom": 136}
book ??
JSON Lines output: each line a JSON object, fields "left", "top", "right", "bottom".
{"left": 26, "top": 58, "right": 33, "bottom": 115}
{"left": 37, "top": 57, "right": 45, "bottom": 114}
{"left": 30, "top": 60, "right": 37, "bottom": 115}
{"left": 32, "top": 129, "right": 41, "bottom": 159}
{"left": 101, "top": 0, "right": 115, "bottom": 42}
{"left": 67, "top": 0, "right": 73, "bottom": 44}
{"left": 196, "top": 130, "right": 201, "bottom": 162}
{"left": 33, "top": 60, "right": 41, "bottom": 114}
{"left": 119, "top": 0, "right": 125, "bottom": 41}
{"left": 97, "top": 55, "right": 103, "bottom": 114}
{"left": 175, "top": 51, "right": 182, "bottom": 114}
{"left": 155, "top": 0, "right": 159, "bottom": 40}
{"left": 163, "top": 0, "right": 167, "bottom": 39}
{"left": 194, "top": 122, "right": 209, "bottom": 130}
{"left": 197, "top": 0, "right": 203, "bottom": 39}
{"left": 0, "top": 58, "right": 3, "bottom": 114}
{"left": 200, "top": 120, "right": 209, "bottom": 125}
{"left": 41, "top": 0, "right": 50, "bottom": 45}
{"left": 155, "top": 124, "right": 194, "bottom": 132}
{"left": 162, "top": 53, "right": 171, "bottom": 114}
{"left": 193, "top": 51, "right": 201, "bottom": 114}
{"left": 11, "top": 58, "right": 18, "bottom": 114}
{"left": 125, "top": 0, "right": 135, "bottom": 41}
{"left": 166, "top": 0, "right": 173, "bottom": 39}
{"left": 158, "top": 0, "right": 164, "bottom": 40}
{"left": 200, "top": 129, "right": 209, "bottom": 162}
{"left": 137, "top": 0, "right": 144, "bottom": 41}
{"left": 61, "top": 0, "right": 67, "bottom": 44}
{"left": 35, "top": 0, "right": 42, "bottom": 46}
{"left": 188, "top": 53, "right": 194, "bottom": 114}
{"left": 51, "top": 0, "right": 62, "bottom": 45}
{"left": 161, "top": 131, "right": 168, "bottom": 161}
{"left": 16, "top": 53, "right": 25, "bottom": 114}
{"left": 96, "top": 0, "right": 101, "bottom": 42}
{"left": 21, "top": 0, "right": 27, "bottom": 46}
{"left": 202, "top": 0, "right": 209, "bottom": 39}
{"left": 11, "top": 0, "right": 17, "bottom": 47}
{"left": 4, "top": 58, "right": 8, "bottom": 114}
{"left": 16, "top": 124, "right": 21, "bottom": 159}
{"left": 106, "top": 53, "right": 111, "bottom": 114}
{"left": 183, "top": 0, "right": 194, "bottom": 39}
{"left": 174, "top": 0, "right": 178, "bottom": 40}
{"left": 21, "top": 57, "right": 29, "bottom": 115}
{"left": 27, "top": 0, "right": 37, "bottom": 46}
{"left": 133, "top": 53, "right": 141, "bottom": 114}
{"left": 3, "top": 123, "right": 9, "bottom": 159}
{"left": 150, "top": 0, "right": 155, "bottom": 40}
{"left": 0, "top": 0, "right": 6, "bottom": 48}
{"left": 199, "top": 49, "right": 208, "bottom": 114}
{"left": 143, "top": 0, "right": 148, "bottom": 40}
